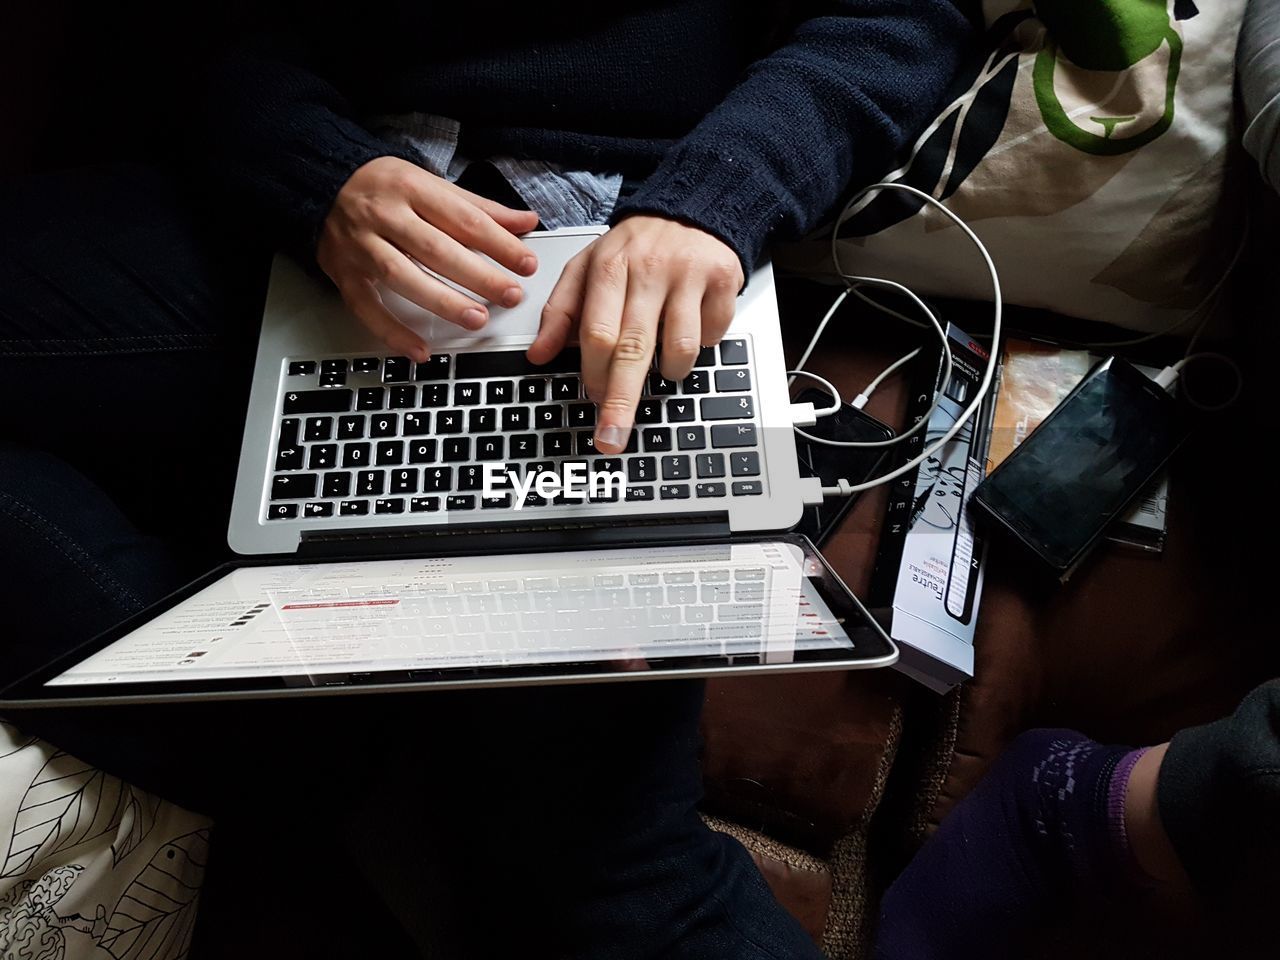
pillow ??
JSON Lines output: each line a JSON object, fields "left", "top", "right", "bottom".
{"left": 774, "top": 0, "right": 1247, "bottom": 334}
{"left": 0, "top": 721, "right": 211, "bottom": 960}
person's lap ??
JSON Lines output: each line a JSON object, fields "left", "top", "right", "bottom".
{"left": 0, "top": 163, "right": 820, "bottom": 958}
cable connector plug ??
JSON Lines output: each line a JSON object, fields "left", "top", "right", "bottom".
{"left": 820, "top": 479, "right": 857, "bottom": 499}
{"left": 1153, "top": 365, "right": 1179, "bottom": 392}
{"left": 790, "top": 402, "right": 818, "bottom": 428}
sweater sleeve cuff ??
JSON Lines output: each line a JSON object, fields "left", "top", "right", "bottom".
{"left": 609, "top": 144, "right": 789, "bottom": 278}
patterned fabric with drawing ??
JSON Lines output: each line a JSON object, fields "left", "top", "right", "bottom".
{"left": 0, "top": 722, "right": 211, "bottom": 960}
{"left": 775, "top": 0, "right": 1247, "bottom": 333}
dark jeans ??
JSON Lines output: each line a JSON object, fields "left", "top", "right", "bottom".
{"left": 0, "top": 165, "right": 822, "bottom": 959}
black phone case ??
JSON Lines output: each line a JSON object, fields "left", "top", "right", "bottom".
{"left": 969, "top": 357, "right": 1187, "bottom": 577}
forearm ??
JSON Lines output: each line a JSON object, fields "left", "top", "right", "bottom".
{"left": 204, "top": 36, "right": 409, "bottom": 257}
{"left": 612, "top": 0, "right": 980, "bottom": 272}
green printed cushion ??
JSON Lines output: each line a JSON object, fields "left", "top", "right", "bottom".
{"left": 775, "top": 0, "right": 1246, "bottom": 333}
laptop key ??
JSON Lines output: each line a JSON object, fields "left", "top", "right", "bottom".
{"left": 435, "top": 410, "right": 463, "bottom": 433}
{"left": 287, "top": 360, "right": 316, "bottom": 376}
{"left": 304, "top": 417, "right": 332, "bottom": 442}
{"left": 551, "top": 377, "right": 580, "bottom": 401}
{"left": 375, "top": 441, "right": 403, "bottom": 465}
{"left": 469, "top": 408, "right": 497, "bottom": 433}
{"left": 681, "top": 370, "right": 709, "bottom": 394}
{"left": 340, "top": 500, "right": 370, "bottom": 515}
{"left": 318, "top": 371, "right": 346, "bottom": 388}
{"left": 544, "top": 432, "right": 573, "bottom": 457}
{"left": 568, "top": 403, "right": 595, "bottom": 428}
{"left": 442, "top": 438, "right": 471, "bottom": 462}
{"left": 702, "top": 396, "right": 754, "bottom": 420}
{"left": 710, "top": 423, "right": 757, "bottom": 448}
{"left": 415, "top": 355, "right": 450, "bottom": 380}
{"left": 268, "top": 502, "right": 299, "bottom": 519}
{"left": 697, "top": 453, "right": 726, "bottom": 478}
{"left": 534, "top": 405, "right": 563, "bottom": 429}
{"left": 408, "top": 440, "right": 437, "bottom": 464}
{"left": 642, "top": 428, "right": 672, "bottom": 452}
{"left": 421, "top": 384, "right": 449, "bottom": 407}
{"left": 423, "top": 467, "right": 452, "bottom": 492}
{"left": 337, "top": 415, "right": 364, "bottom": 439}
{"left": 370, "top": 414, "right": 398, "bottom": 437}
{"left": 715, "top": 368, "right": 752, "bottom": 392}
{"left": 648, "top": 373, "right": 678, "bottom": 395}
{"left": 696, "top": 482, "right": 727, "bottom": 498}
{"left": 275, "top": 445, "right": 304, "bottom": 471}
{"left": 383, "top": 357, "right": 411, "bottom": 382}
{"left": 454, "top": 382, "right": 482, "bottom": 405}
{"left": 627, "top": 457, "right": 656, "bottom": 483}
{"left": 576, "top": 432, "right": 597, "bottom": 456}
{"left": 519, "top": 378, "right": 547, "bottom": 402}
{"left": 732, "top": 481, "right": 764, "bottom": 496}
{"left": 677, "top": 426, "right": 706, "bottom": 450}
{"left": 720, "top": 339, "right": 749, "bottom": 365}
{"left": 458, "top": 466, "right": 484, "bottom": 491}
{"left": 356, "top": 471, "right": 384, "bottom": 496}
{"left": 353, "top": 357, "right": 379, "bottom": 374}
{"left": 389, "top": 385, "right": 417, "bottom": 408}
{"left": 731, "top": 451, "right": 761, "bottom": 476}
{"left": 486, "top": 380, "right": 514, "bottom": 404}
{"left": 309, "top": 444, "right": 338, "bottom": 470}
{"left": 482, "top": 495, "right": 512, "bottom": 509}
{"left": 659, "top": 484, "right": 691, "bottom": 500}
{"left": 456, "top": 348, "right": 580, "bottom": 379}
{"left": 403, "top": 412, "right": 430, "bottom": 435}
{"left": 303, "top": 501, "right": 334, "bottom": 518}
{"left": 694, "top": 346, "right": 716, "bottom": 367}
{"left": 476, "top": 437, "right": 504, "bottom": 460}
{"left": 661, "top": 455, "right": 691, "bottom": 480}
{"left": 272, "top": 473, "right": 317, "bottom": 500}
{"left": 447, "top": 495, "right": 477, "bottom": 510}
{"left": 283, "top": 389, "right": 352, "bottom": 414}
{"left": 375, "top": 498, "right": 405, "bottom": 514}
{"left": 390, "top": 469, "right": 418, "bottom": 494}
{"left": 411, "top": 496, "right": 440, "bottom": 512}
{"left": 635, "top": 399, "right": 662, "bottom": 424}
{"left": 279, "top": 418, "right": 300, "bottom": 446}
{"left": 667, "top": 399, "right": 696, "bottom": 422}
{"left": 502, "top": 407, "right": 529, "bottom": 431}
{"left": 510, "top": 434, "right": 538, "bottom": 458}
{"left": 322, "top": 472, "right": 351, "bottom": 498}
{"left": 357, "top": 387, "right": 384, "bottom": 411}
{"left": 342, "top": 442, "right": 370, "bottom": 468}
{"left": 625, "top": 486, "right": 655, "bottom": 502}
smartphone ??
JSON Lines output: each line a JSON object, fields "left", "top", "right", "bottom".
{"left": 792, "top": 388, "right": 895, "bottom": 544}
{"left": 970, "top": 357, "right": 1191, "bottom": 575}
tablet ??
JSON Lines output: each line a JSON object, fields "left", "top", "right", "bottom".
{"left": 0, "top": 536, "right": 896, "bottom": 707}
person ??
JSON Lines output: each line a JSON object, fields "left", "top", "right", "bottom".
{"left": 0, "top": 1, "right": 980, "bottom": 955}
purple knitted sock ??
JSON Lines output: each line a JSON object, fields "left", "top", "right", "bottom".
{"left": 874, "top": 729, "right": 1148, "bottom": 960}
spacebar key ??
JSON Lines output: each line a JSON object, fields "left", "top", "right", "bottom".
{"left": 282, "top": 389, "right": 353, "bottom": 414}
{"left": 455, "top": 348, "right": 582, "bottom": 378}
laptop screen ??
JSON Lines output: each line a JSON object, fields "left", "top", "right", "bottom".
{"left": 3, "top": 538, "right": 895, "bottom": 706}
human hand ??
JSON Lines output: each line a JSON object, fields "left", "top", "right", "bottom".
{"left": 529, "top": 214, "right": 743, "bottom": 455}
{"left": 317, "top": 156, "right": 541, "bottom": 361}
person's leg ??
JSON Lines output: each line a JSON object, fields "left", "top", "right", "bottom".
{"left": 0, "top": 163, "right": 267, "bottom": 559}
{"left": 419, "top": 680, "right": 823, "bottom": 960}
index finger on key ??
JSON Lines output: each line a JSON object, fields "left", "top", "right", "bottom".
{"left": 594, "top": 286, "right": 662, "bottom": 455}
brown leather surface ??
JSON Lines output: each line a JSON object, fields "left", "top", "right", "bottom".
{"left": 746, "top": 847, "right": 833, "bottom": 944}
{"left": 701, "top": 283, "right": 912, "bottom": 852}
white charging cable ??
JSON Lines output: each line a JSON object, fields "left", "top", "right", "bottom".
{"left": 789, "top": 181, "right": 1003, "bottom": 497}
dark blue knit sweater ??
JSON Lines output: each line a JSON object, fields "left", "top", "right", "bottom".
{"left": 207, "top": 1, "right": 977, "bottom": 272}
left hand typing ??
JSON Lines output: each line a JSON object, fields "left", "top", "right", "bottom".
{"left": 528, "top": 215, "right": 744, "bottom": 455}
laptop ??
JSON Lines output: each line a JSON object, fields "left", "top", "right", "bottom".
{"left": 0, "top": 228, "right": 896, "bottom": 708}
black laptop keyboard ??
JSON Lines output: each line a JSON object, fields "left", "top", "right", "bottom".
{"left": 266, "top": 339, "right": 766, "bottom": 521}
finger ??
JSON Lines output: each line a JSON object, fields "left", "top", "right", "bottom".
{"left": 458, "top": 188, "right": 542, "bottom": 236}
{"left": 657, "top": 282, "right": 705, "bottom": 382}
{"left": 421, "top": 187, "right": 539, "bottom": 276}
{"left": 595, "top": 280, "right": 662, "bottom": 455}
{"left": 528, "top": 251, "right": 588, "bottom": 365}
{"left": 390, "top": 215, "right": 525, "bottom": 308}
{"left": 701, "top": 267, "right": 738, "bottom": 346}
{"left": 339, "top": 277, "right": 430, "bottom": 362}
{"left": 578, "top": 251, "right": 628, "bottom": 402}
{"left": 360, "top": 237, "right": 490, "bottom": 332}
